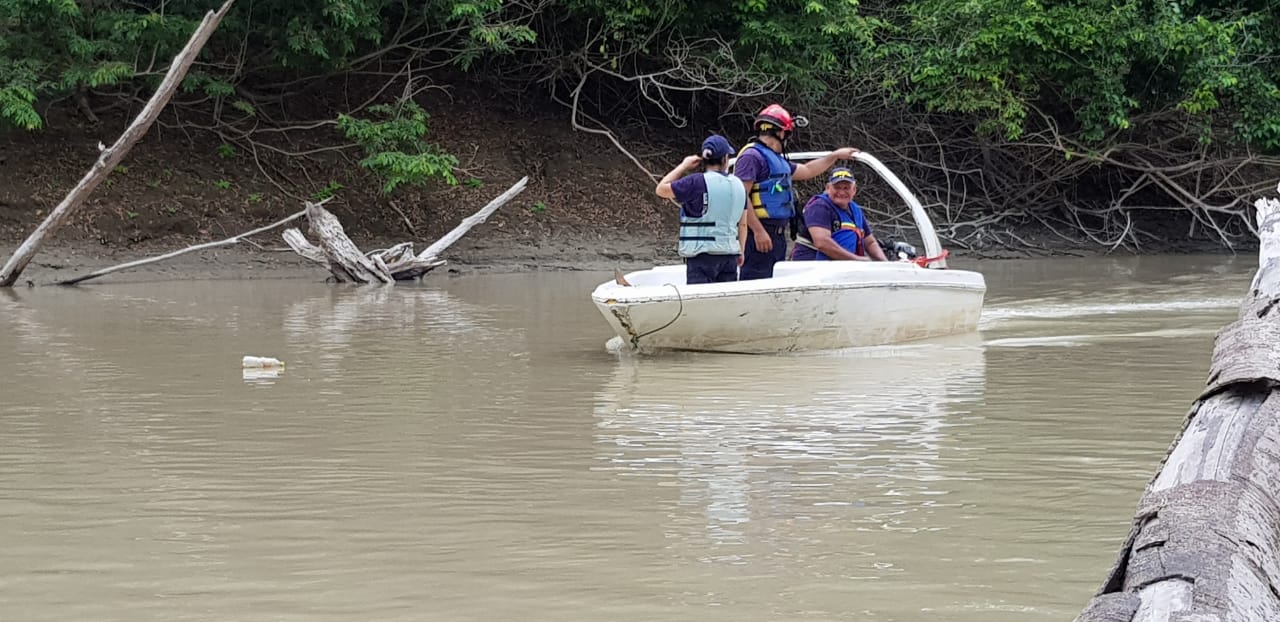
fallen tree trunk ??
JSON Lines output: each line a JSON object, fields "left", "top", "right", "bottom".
{"left": 296, "top": 200, "right": 396, "bottom": 284}
{"left": 0, "top": 0, "right": 235, "bottom": 288}
{"left": 283, "top": 176, "right": 528, "bottom": 283}
{"left": 1075, "top": 191, "right": 1280, "bottom": 622}
{"left": 56, "top": 208, "right": 306, "bottom": 285}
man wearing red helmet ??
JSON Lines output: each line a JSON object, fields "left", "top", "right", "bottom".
{"left": 733, "top": 104, "right": 860, "bottom": 280}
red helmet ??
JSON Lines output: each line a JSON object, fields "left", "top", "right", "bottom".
{"left": 754, "top": 104, "right": 795, "bottom": 132}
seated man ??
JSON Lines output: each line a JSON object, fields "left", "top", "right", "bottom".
{"left": 791, "top": 167, "right": 888, "bottom": 261}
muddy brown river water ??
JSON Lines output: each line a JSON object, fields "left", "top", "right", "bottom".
{"left": 0, "top": 254, "right": 1254, "bottom": 621}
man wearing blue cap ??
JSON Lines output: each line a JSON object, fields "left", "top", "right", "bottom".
{"left": 791, "top": 167, "right": 888, "bottom": 261}
{"left": 656, "top": 135, "right": 749, "bottom": 284}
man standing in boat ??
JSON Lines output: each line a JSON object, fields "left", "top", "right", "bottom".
{"left": 655, "top": 135, "right": 749, "bottom": 284}
{"left": 791, "top": 167, "right": 889, "bottom": 261}
{"left": 733, "top": 104, "right": 861, "bottom": 279}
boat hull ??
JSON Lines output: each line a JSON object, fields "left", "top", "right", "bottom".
{"left": 592, "top": 262, "right": 985, "bottom": 353}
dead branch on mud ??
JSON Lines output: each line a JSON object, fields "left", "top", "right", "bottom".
{"left": 56, "top": 208, "right": 309, "bottom": 286}
{"left": 282, "top": 176, "right": 529, "bottom": 283}
{"left": 0, "top": 0, "right": 235, "bottom": 288}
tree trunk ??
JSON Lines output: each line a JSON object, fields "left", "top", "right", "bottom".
{"left": 0, "top": 0, "right": 235, "bottom": 287}
{"left": 282, "top": 176, "right": 528, "bottom": 283}
{"left": 1075, "top": 193, "right": 1280, "bottom": 621}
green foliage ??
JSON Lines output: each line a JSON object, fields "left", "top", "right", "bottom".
{"left": 0, "top": 0, "right": 537, "bottom": 128}
{"left": 217, "top": 143, "right": 237, "bottom": 159}
{"left": 464, "top": 177, "right": 483, "bottom": 188}
{"left": 247, "top": 192, "right": 264, "bottom": 203}
{"left": 338, "top": 101, "right": 458, "bottom": 194}
{"left": 897, "top": 0, "right": 1279, "bottom": 144}
{"left": 558, "top": 0, "right": 1279, "bottom": 148}
{"left": 212, "top": 179, "right": 232, "bottom": 190}
{"left": 0, "top": 0, "right": 204, "bottom": 128}
{"left": 0, "top": 85, "right": 41, "bottom": 129}
{"left": 529, "top": 201, "right": 547, "bottom": 214}
{"left": 0, "top": 0, "right": 1275, "bottom": 151}
{"left": 230, "top": 100, "right": 255, "bottom": 117}
{"left": 312, "top": 181, "right": 343, "bottom": 201}
{"left": 235, "top": 0, "right": 535, "bottom": 71}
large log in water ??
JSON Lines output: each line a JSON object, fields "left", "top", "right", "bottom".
{"left": 1075, "top": 193, "right": 1280, "bottom": 622}
{"left": 282, "top": 176, "right": 528, "bottom": 283}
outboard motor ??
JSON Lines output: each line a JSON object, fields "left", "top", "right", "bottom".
{"left": 889, "top": 240, "right": 918, "bottom": 261}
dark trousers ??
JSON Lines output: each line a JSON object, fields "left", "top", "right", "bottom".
{"left": 685, "top": 254, "right": 739, "bottom": 284}
{"left": 740, "top": 222, "right": 788, "bottom": 280}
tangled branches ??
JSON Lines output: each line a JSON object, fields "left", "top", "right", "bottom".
{"left": 789, "top": 98, "right": 1279, "bottom": 253}
{"left": 533, "top": 31, "right": 779, "bottom": 181}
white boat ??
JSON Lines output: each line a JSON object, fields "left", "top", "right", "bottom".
{"left": 591, "top": 152, "right": 986, "bottom": 353}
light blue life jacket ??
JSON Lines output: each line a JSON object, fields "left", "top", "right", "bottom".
{"left": 678, "top": 172, "right": 746, "bottom": 257}
{"left": 743, "top": 143, "right": 795, "bottom": 220}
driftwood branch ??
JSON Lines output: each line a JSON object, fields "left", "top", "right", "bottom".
{"left": 56, "top": 209, "right": 307, "bottom": 285}
{"left": 0, "top": 0, "right": 235, "bottom": 287}
{"left": 281, "top": 228, "right": 327, "bottom": 263}
{"left": 1075, "top": 192, "right": 1280, "bottom": 622}
{"left": 415, "top": 176, "right": 529, "bottom": 261}
{"left": 283, "top": 176, "right": 528, "bottom": 283}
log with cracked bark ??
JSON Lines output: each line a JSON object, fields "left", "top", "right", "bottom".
{"left": 1074, "top": 192, "right": 1280, "bottom": 622}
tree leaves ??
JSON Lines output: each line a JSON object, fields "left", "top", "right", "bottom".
{"left": 0, "top": 85, "right": 40, "bottom": 129}
{"left": 338, "top": 102, "right": 459, "bottom": 194}
{"left": 0, "top": 0, "right": 1274, "bottom": 151}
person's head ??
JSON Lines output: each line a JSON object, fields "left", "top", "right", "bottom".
{"left": 699, "top": 134, "right": 735, "bottom": 169}
{"left": 753, "top": 104, "right": 795, "bottom": 147}
{"left": 825, "top": 167, "right": 857, "bottom": 206}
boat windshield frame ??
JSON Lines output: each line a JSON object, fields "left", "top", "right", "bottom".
{"left": 727, "top": 150, "right": 946, "bottom": 268}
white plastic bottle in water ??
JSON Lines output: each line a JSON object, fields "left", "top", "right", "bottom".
{"left": 242, "top": 355, "right": 285, "bottom": 368}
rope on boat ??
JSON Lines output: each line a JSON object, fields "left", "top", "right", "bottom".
{"left": 913, "top": 249, "right": 950, "bottom": 268}
{"left": 631, "top": 283, "right": 683, "bottom": 349}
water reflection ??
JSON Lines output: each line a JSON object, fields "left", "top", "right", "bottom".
{"left": 1, "top": 288, "right": 56, "bottom": 348}
{"left": 241, "top": 367, "right": 284, "bottom": 385}
{"left": 593, "top": 342, "right": 987, "bottom": 554}
{"left": 281, "top": 283, "right": 527, "bottom": 372}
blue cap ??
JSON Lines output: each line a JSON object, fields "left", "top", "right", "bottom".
{"left": 700, "top": 134, "right": 735, "bottom": 160}
{"left": 827, "top": 167, "right": 856, "bottom": 185}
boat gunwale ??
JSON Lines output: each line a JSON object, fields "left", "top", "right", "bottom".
{"left": 591, "top": 277, "right": 987, "bottom": 305}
